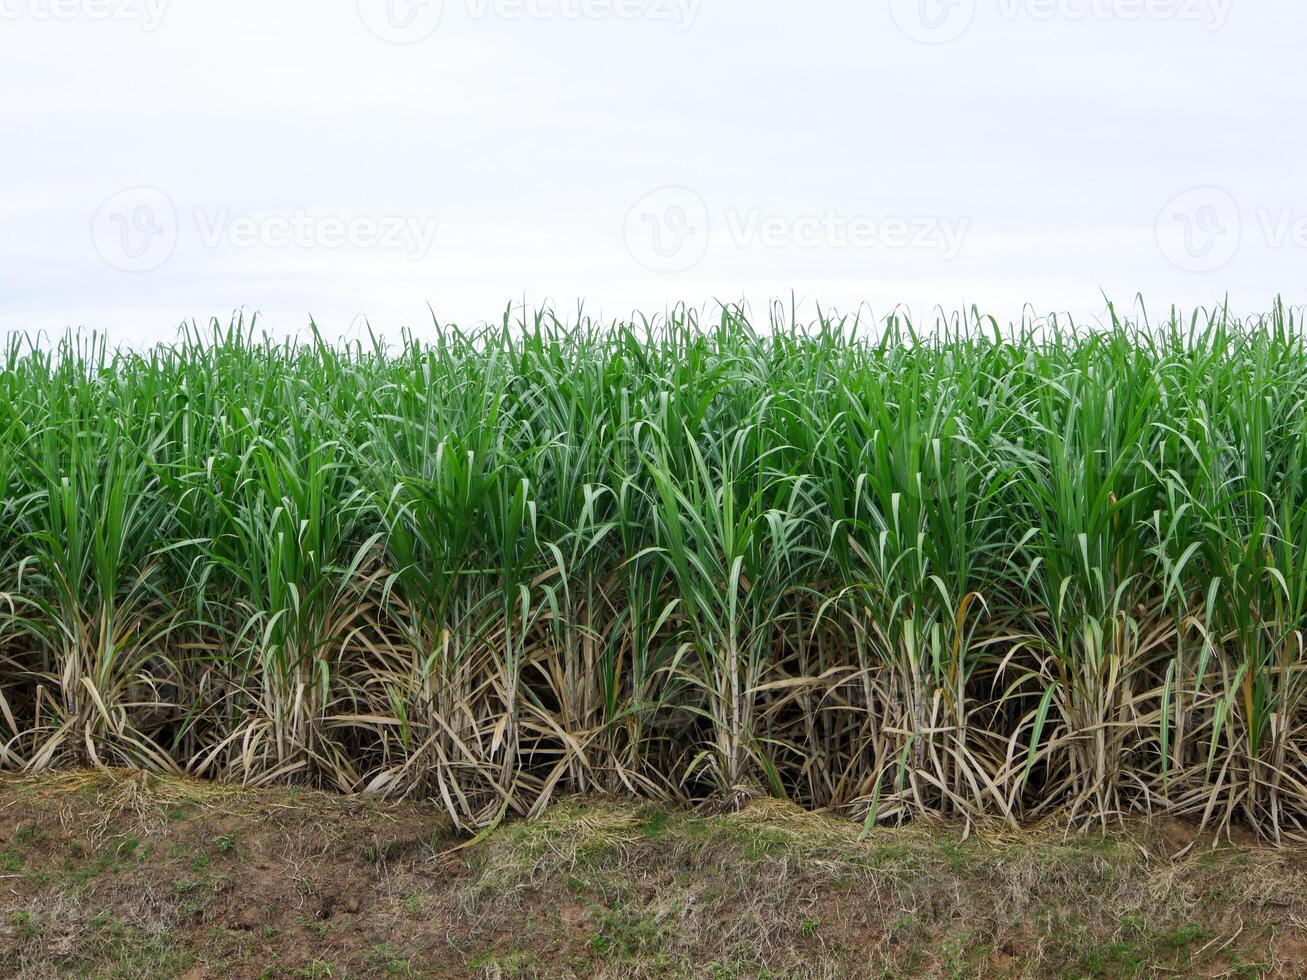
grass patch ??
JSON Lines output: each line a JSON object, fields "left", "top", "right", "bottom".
{"left": 2, "top": 305, "right": 1307, "bottom": 840}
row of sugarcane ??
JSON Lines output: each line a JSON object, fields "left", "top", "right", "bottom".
{"left": 1, "top": 302, "right": 1305, "bottom": 839}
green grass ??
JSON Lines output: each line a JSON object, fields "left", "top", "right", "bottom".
{"left": 1, "top": 301, "right": 1306, "bottom": 841}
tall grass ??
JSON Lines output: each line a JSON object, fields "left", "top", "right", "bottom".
{"left": 2, "top": 303, "right": 1306, "bottom": 839}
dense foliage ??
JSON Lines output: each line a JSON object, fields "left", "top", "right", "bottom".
{"left": 2, "top": 303, "right": 1305, "bottom": 839}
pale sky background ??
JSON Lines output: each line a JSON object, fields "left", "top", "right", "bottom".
{"left": 1, "top": 0, "right": 1305, "bottom": 345}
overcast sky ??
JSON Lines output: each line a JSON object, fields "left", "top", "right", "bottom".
{"left": 2, "top": 0, "right": 1305, "bottom": 344}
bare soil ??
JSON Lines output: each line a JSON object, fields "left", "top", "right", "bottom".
{"left": 1, "top": 771, "right": 1304, "bottom": 978}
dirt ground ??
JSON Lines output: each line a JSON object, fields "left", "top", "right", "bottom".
{"left": 0, "top": 771, "right": 1304, "bottom": 978}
